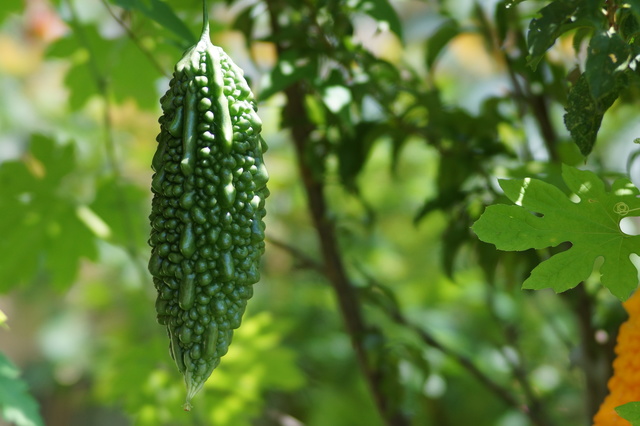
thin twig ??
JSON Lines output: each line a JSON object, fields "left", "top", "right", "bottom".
{"left": 359, "top": 272, "right": 540, "bottom": 422}
{"left": 66, "top": 0, "right": 151, "bottom": 286}
{"left": 273, "top": 234, "right": 537, "bottom": 419}
{"left": 484, "top": 284, "right": 554, "bottom": 426}
{"left": 100, "top": 0, "right": 170, "bottom": 78}
{"left": 388, "top": 307, "right": 523, "bottom": 410}
{"left": 265, "top": 235, "right": 325, "bottom": 275}
{"left": 561, "top": 285, "right": 609, "bottom": 420}
{"left": 529, "top": 292, "right": 575, "bottom": 353}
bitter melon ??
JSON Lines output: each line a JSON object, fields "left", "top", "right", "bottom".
{"left": 147, "top": 8, "right": 268, "bottom": 409}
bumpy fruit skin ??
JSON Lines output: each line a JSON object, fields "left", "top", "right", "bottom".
{"left": 148, "top": 24, "right": 268, "bottom": 406}
{"left": 593, "top": 291, "right": 640, "bottom": 426}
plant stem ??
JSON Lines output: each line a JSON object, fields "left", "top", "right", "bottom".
{"left": 264, "top": 2, "right": 410, "bottom": 424}
{"left": 484, "top": 284, "right": 555, "bottom": 425}
{"left": 387, "top": 304, "right": 558, "bottom": 426}
{"left": 201, "top": 0, "right": 209, "bottom": 39}
{"left": 285, "top": 85, "right": 408, "bottom": 426}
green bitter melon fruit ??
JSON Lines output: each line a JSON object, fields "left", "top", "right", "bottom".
{"left": 147, "top": 8, "right": 268, "bottom": 409}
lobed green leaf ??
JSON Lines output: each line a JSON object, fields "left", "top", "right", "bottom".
{"left": 472, "top": 165, "right": 640, "bottom": 300}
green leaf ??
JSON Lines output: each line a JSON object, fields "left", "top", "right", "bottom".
{"left": 0, "top": 135, "right": 98, "bottom": 292}
{"left": 527, "top": 0, "right": 580, "bottom": 68}
{"left": 110, "top": 37, "right": 164, "bottom": 110}
{"left": 337, "top": 121, "right": 383, "bottom": 191}
{"left": 564, "top": 72, "right": 622, "bottom": 157}
{"left": 585, "top": 31, "right": 630, "bottom": 101}
{"left": 48, "top": 25, "right": 164, "bottom": 110}
{"left": 616, "top": 402, "right": 640, "bottom": 426}
{"left": 0, "top": 0, "right": 22, "bottom": 24}
{"left": 355, "top": 0, "right": 403, "bottom": 41}
{"left": 89, "top": 176, "right": 149, "bottom": 249}
{"left": 425, "top": 19, "right": 459, "bottom": 70}
{"left": 574, "top": 33, "right": 630, "bottom": 154}
{"left": 109, "top": 0, "right": 195, "bottom": 46}
{"left": 472, "top": 165, "right": 640, "bottom": 300}
{"left": 232, "top": 4, "right": 256, "bottom": 47}
{"left": 618, "top": 7, "right": 640, "bottom": 41}
{"left": 527, "top": 0, "right": 603, "bottom": 69}
{"left": 0, "top": 353, "right": 44, "bottom": 426}
{"left": 441, "top": 213, "right": 474, "bottom": 278}
{"left": 627, "top": 0, "right": 640, "bottom": 20}
{"left": 259, "top": 51, "right": 317, "bottom": 101}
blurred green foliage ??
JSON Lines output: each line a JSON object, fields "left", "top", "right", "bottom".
{"left": 0, "top": 0, "right": 638, "bottom": 425}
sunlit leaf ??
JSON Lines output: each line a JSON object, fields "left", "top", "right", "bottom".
{"left": 473, "top": 165, "right": 640, "bottom": 300}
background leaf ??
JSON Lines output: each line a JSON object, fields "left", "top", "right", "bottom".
{"left": 425, "top": 19, "right": 459, "bottom": 70}
{"left": 48, "top": 24, "right": 164, "bottom": 110}
{"left": 355, "top": 0, "right": 403, "bottom": 40}
{"left": 585, "top": 31, "right": 630, "bottom": 101}
{"left": 108, "top": 0, "right": 195, "bottom": 46}
{"left": 259, "top": 50, "right": 317, "bottom": 101}
{"left": 527, "top": 0, "right": 603, "bottom": 69}
{"left": 0, "top": 136, "right": 98, "bottom": 291}
{"left": 0, "top": 0, "right": 22, "bottom": 24}
{"left": 564, "top": 73, "right": 622, "bottom": 157}
{"left": 0, "top": 353, "right": 43, "bottom": 426}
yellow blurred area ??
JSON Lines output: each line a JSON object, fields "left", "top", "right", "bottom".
{"left": 0, "top": 35, "right": 42, "bottom": 75}
{"left": 447, "top": 32, "right": 504, "bottom": 76}
{"left": 0, "top": 0, "right": 68, "bottom": 75}
{"left": 353, "top": 16, "right": 404, "bottom": 64}
{"left": 249, "top": 41, "right": 277, "bottom": 69}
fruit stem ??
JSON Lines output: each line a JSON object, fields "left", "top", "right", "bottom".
{"left": 201, "top": 0, "right": 210, "bottom": 41}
